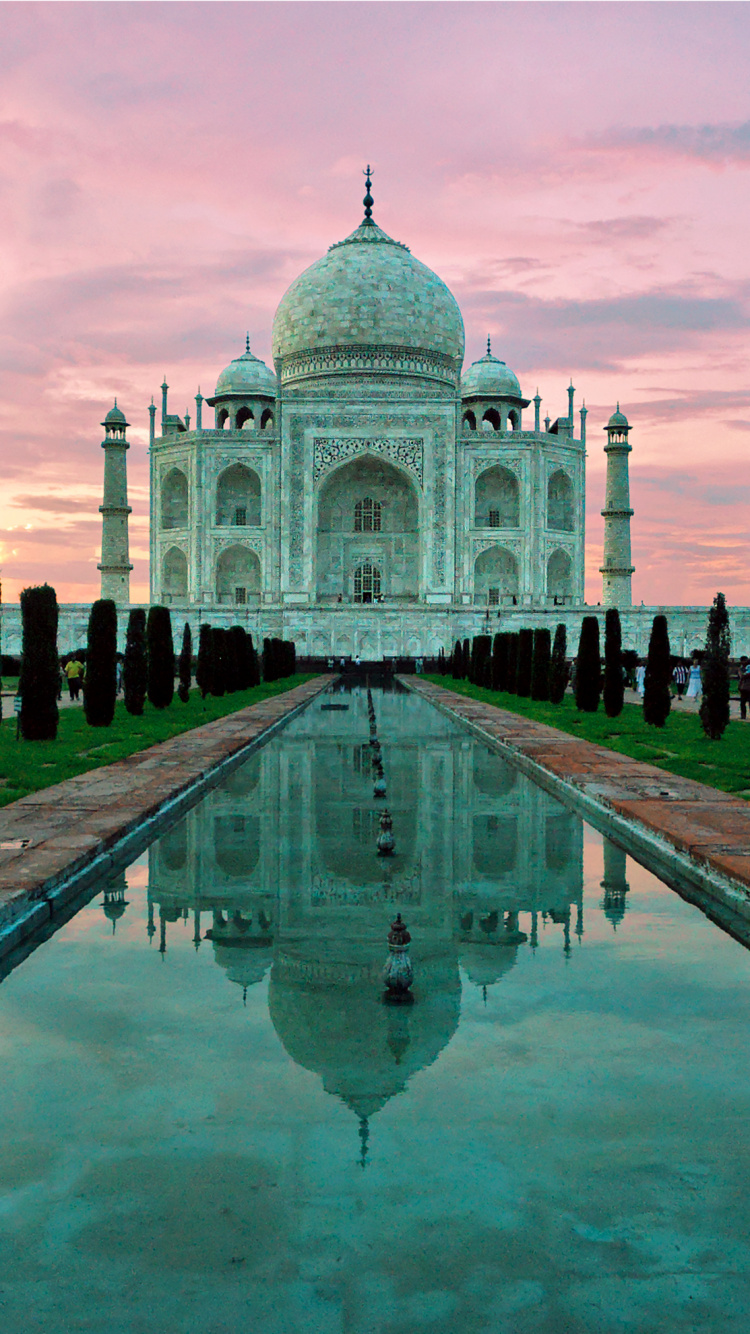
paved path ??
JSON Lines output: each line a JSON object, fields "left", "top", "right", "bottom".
{"left": 0, "top": 676, "right": 332, "bottom": 959}
{"left": 407, "top": 677, "right": 750, "bottom": 923}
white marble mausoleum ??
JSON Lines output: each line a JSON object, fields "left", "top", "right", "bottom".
{"left": 5, "top": 172, "right": 748, "bottom": 659}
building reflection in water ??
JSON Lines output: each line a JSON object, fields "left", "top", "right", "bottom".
{"left": 122, "top": 687, "right": 626, "bottom": 1153}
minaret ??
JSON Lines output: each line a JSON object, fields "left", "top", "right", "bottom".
{"left": 600, "top": 405, "right": 634, "bottom": 607}
{"left": 600, "top": 837, "right": 630, "bottom": 930}
{"left": 98, "top": 401, "right": 133, "bottom": 603}
{"left": 533, "top": 389, "right": 541, "bottom": 433}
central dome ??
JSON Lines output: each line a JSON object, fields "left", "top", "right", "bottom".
{"left": 271, "top": 216, "right": 465, "bottom": 387}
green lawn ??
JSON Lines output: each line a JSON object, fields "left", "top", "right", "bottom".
{"left": 422, "top": 675, "right": 750, "bottom": 798}
{"left": 0, "top": 676, "right": 314, "bottom": 808}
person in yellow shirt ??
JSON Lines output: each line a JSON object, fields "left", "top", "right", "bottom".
{"left": 64, "top": 657, "right": 84, "bottom": 701}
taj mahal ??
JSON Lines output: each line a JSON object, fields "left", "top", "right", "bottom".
{"left": 6, "top": 171, "right": 748, "bottom": 658}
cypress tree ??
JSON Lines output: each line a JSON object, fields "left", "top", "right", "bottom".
{"left": 147, "top": 606, "right": 175, "bottom": 709}
{"left": 224, "top": 628, "right": 240, "bottom": 693}
{"left": 177, "top": 622, "right": 192, "bottom": 703}
{"left": 700, "top": 592, "right": 731, "bottom": 740}
{"left": 262, "top": 638, "right": 274, "bottom": 683}
{"left": 491, "top": 633, "right": 507, "bottom": 692}
{"left": 246, "top": 632, "right": 261, "bottom": 687}
{"left": 18, "top": 583, "right": 59, "bottom": 740}
{"left": 196, "top": 623, "right": 213, "bottom": 698}
{"left": 575, "top": 616, "right": 601, "bottom": 712}
{"left": 84, "top": 598, "right": 117, "bottom": 727}
{"left": 603, "top": 608, "right": 624, "bottom": 718}
{"left": 212, "top": 629, "right": 227, "bottom": 697}
{"left": 643, "top": 614, "right": 672, "bottom": 728}
{"left": 517, "top": 628, "right": 534, "bottom": 697}
{"left": 452, "top": 639, "right": 463, "bottom": 679}
{"left": 471, "top": 635, "right": 492, "bottom": 687}
{"left": 531, "top": 628, "right": 552, "bottom": 701}
{"left": 231, "top": 627, "right": 249, "bottom": 689}
{"left": 123, "top": 608, "right": 147, "bottom": 715}
{"left": 506, "top": 633, "right": 519, "bottom": 694}
{"left": 549, "top": 623, "right": 568, "bottom": 704}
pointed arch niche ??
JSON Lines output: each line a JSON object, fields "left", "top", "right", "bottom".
{"left": 216, "top": 544, "right": 261, "bottom": 605}
{"left": 216, "top": 464, "right": 261, "bottom": 527}
{"left": 162, "top": 546, "right": 188, "bottom": 601}
{"left": 316, "top": 455, "right": 419, "bottom": 603}
{"left": 474, "top": 546, "right": 519, "bottom": 605}
{"left": 474, "top": 466, "right": 519, "bottom": 529}
{"left": 547, "top": 549, "right": 572, "bottom": 603}
{"left": 161, "top": 468, "right": 188, "bottom": 530}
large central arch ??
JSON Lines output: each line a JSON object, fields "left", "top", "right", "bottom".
{"left": 315, "top": 455, "right": 420, "bottom": 603}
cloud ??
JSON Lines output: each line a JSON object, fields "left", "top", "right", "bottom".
{"left": 579, "top": 216, "right": 670, "bottom": 241}
{"left": 10, "top": 493, "right": 102, "bottom": 514}
{"left": 459, "top": 282, "right": 750, "bottom": 372}
{"left": 594, "top": 120, "right": 750, "bottom": 165}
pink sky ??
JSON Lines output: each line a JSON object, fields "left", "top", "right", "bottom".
{"left": 1, "top": 0, "right": 749, "bottom": 607}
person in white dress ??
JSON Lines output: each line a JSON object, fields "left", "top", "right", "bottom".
{"left": 635, "top": 663, "right": 646, "bottom": 694}
{"left": 686, "top": 658, "right": 702, "bottom": 699}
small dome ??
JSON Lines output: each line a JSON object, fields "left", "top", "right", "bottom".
{"left": 271, "top": 217, "right": 465, "bottom": 380}
{"left": 214, "top": 346, "right": 276, "bottom": 399}
{"left": 606, "top": 404, "right": 629, "bottom": 430}
{"left": 103, "top": 400, "right": 127, "bottom": 426}
{"left": 461, "top": 348, "right": 522, "bottom": 400}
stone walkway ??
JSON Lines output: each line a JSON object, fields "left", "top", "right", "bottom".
{"left": 406, "top": 677, "right": 750, "bottom": 922}
{"left": 0, "top": 676, "right": 331, "bottom": 958}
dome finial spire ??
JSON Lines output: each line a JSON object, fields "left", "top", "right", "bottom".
{"left": 245, "top": 332, "right": 250, "bottom": 354}
{"left": 487, "top": 335, "right": 491, "bottom": 356}
{"left": 363, "top": 164, "right": 374, "bottom": 221}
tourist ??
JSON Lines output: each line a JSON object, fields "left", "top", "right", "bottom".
{"left": 673, "top": 661, "right": 689, "bottom": 698}
{"left": 64, "top": 656, "right": 84, "bottom": 700}
{"left": 738, "top": 658, "right": 750, "bottom": 720}
{"left": 635, "top": 662, "right": 646, "bottom": 694}
{"left": 686, "top": 657, "right": 702, "bottom": 699}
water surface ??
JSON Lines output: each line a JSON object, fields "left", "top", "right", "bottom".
{"left": 0, "top": 683, "right": 749, "bottom": 1333}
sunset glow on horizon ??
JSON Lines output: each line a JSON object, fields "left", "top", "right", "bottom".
{"left": 1, "top": 1, "right": 749, "bottom": 607}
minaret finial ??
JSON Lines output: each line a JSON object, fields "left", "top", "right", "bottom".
{"left": 363, "top": 164, "right": 374, "bottom": 221}
{"left": 245, "top": 332, "right": 250, "bottom": 354}
{"left": 487, "top": 335, "right": 491, "bottom": 356}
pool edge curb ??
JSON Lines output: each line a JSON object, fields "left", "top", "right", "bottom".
{"left": 0, "top": 675, "right": 335, "bottom": 965}
{"left": 401, "top": 677, "right": 750, "bottom": 935}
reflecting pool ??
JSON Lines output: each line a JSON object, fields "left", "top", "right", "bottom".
{"left": 1, "top": 683, "right": 749, "bottom": 1334}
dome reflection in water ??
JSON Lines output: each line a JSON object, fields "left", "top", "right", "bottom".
{"left": 148, "top": 683, "right": 585, "bottom": 1151}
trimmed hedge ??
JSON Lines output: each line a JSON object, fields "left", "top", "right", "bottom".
{"left": 85, "top": 598, "right": 117, "bottom": 727}
{"left": 147, "top": 606, "right": 174, "bottom": 709}
{"left": 19, "top": 583, "right": 59, "bottom": 740}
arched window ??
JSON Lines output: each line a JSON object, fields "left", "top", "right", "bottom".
{"left": 474, "top": 546, "right": 519, "bottom": 604}
{"left": 475, "top": 466, "right": 519, "bottom": 528}
{"left": 482, "top": 408, "right": 501, "bottom": 433}
{"left": 236, "top": 407, "right": 254, "bottom": 430}
{"left": 353, "top": 563, "right": 381, "bottom": 604}
{"left": 215, "top": 545, "right": 261, "bottom": 605}
{"left": 216, "top": 407, "right": 231, "bottom": 430}
{"left": 354, "top": 497, "right": 382, "bottom": 533}
{"left": 547, "top": 549, "right": 572, "bottom": 603}
{"left": 261, "top": 408, "right": 274, "bottom": 431}
{"left": 216, "top": 464, "right": 261, "bottom": 527}
{"left": 548, "top": 470, "right": 574, "bottom": 532}
{"left": 462, "top": 410, "right": 476, "bottom": 433}
{"left": 506, "top": 409, "right": 519, "bottom": 431}
{"left": 162, "top": 546, "right": 187, "bottom": 601}
{"left": 161, "top": 469, "right": 188, "bottom": 529}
